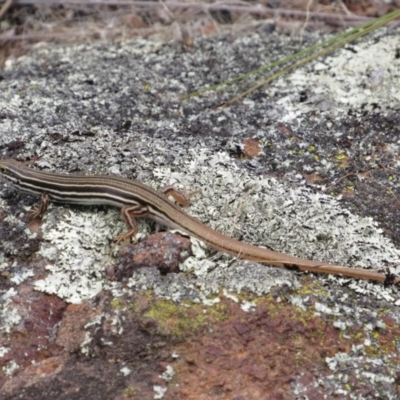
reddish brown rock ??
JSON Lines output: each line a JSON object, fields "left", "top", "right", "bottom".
{"left": 111, "top": 232, "right": 192, "bottom": 279}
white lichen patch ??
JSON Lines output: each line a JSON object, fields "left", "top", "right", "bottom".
{"left": 120, "top": 366, "right": 131, "bottom": 376}
{"left": 159, "top": 365, "right": 175, "bottom": 382}
{"left": 0, "top": 288, "right": 21, "bottom": 334}
{"left": 276, "top": 33, "right": 400, "bottom": 119}
{"left": 241, "top": 300, "right": 257, "bottom": 313}
{"left": 153, "top": 385, "right": 167, "bottom": 399}
{"left": 325, "top": 349, "right": 398, "bottom": 399}
{"left": 0, "top": 347, "right": 10, "bottom": 357}
{"left": 222, "top": 289, "right": 239, "bottom": 303}
{"left": 34, "top": 208, "right": 125, "bottom": 303}
{"left": 80, "top": 331, "right": 93, "bottom": 356}
{"left": 9, "top": 268, "right": 35, "bottom": 284}
{"left": 2, "top": 360, "right": 19, "bottom": 376}
{"left": 290, "top": 295, "right": 308, "bottom": 312}
{"left": 80, "top": 315, "right": 104, "bottom": 355}
{"left": 0, "top": 250, "right": 7, "bottom": 272}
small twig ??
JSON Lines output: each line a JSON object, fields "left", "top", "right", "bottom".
{"left": 337, "top": 0, "right": 354, "bottom": 17}
{"left": 0, "top": 0, "right": 13, "bottom": 21}
{"left": 379, "top": 165, "right": 400, "bottom": 176}
{"left": 158, "top": 0, "right": 174, "bottom": 20}
{"left": 362, "top": 177, "right": 400, "bottom": 207}
{"left": 323, "top": 172, "right": 355, "bottom": 192}
{"left": 299, "top": 0, "right": 313, "bottom": 46}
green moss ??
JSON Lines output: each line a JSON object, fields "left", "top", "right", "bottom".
{"left": 352, "top": 331, "right": 364, "bottom": 341}
{"left": 138, "top": 296, "right": 230, "bottom": 337}
{"left": 295, "top": 280, "right": 327, "bottom": 297}
{"left": 123, "top": 385, "right": 137, "bottom": 398}
{"left": 110, "top": 299, "right": 124, "bottom": 310}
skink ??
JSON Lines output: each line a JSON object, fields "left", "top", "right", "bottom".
{"left": 0, "top": 158, "right": 396, "bottom": 285}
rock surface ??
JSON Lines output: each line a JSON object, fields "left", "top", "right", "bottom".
{"left": 1, "top": 27, "right": 400, "bottom": 399}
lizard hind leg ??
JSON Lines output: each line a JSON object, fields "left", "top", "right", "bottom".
{"left": 28, "top": 193, "right": 50, "bottom": 219}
